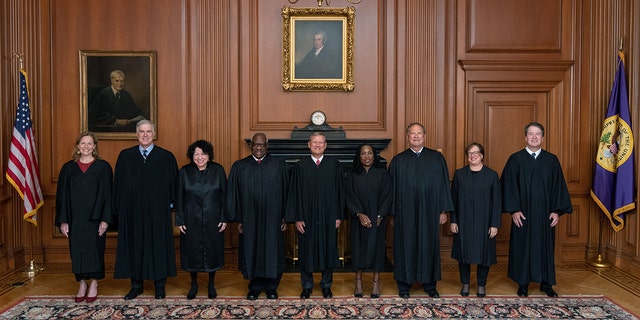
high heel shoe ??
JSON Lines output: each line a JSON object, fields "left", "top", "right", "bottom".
{"left": 371, "top": 279, "right": 380, "bottom": 299}
{"left": 85, "top": 280, "right": 98, "bottom": 303}
{"left": 354, "top": 277, "right": 363, "bottom": 298}
{"left": 75, "top": 280, "right": 87, "bottom": 302}
{"left": 460, "top": 284, "right": 470, "bottom": 297}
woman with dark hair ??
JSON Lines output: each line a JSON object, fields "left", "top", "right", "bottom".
{"left": 175, "top": 140, "right": 228, "bottom": 299}
{"left": 55, "top": 131, "right": 113, "bottom": 303}
{"left": 345, "top": 143, "right": 391, "bottom": 298}
{"left": 450, "top": 142, "right": 502, "bottom": 297}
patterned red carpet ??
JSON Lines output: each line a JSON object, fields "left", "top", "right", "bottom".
{"left": 0, "top": 295, "right": 636, "bottom": 319}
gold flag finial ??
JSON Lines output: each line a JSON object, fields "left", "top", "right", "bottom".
{"left": 12, "top": 52, "right": 23, "bottom": 69}
{"left": 619, "top": 38, "right": 623, "bottom": 51}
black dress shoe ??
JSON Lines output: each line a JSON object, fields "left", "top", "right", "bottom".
{"left": 322, "top": 288, "right": 333, "bottom": 299}
{"left": 124, "top": 287, "right": 143, "bottom": 300}
{"left": 517, "top": 285, "right": 529, "bottom": 297}
{"left": 541, "top": 286, "right": 558, "bottom": 297}
{"left": 300, "top": 288, "right": 311, "bottom": 299}
{"left": 154, "top": 287, "right": 166, "bottom": 299}
{"left": 266, "top": 290, "right": 278, "bottom": 299}
{"left": 187, "top": 285, "right": 198, "bottom": 300}
{"left": 477, "top": 286, "right": 486, "bottom": 297}
{"left": 399, "top": 291, "right": 410, "bottom": 298}
{"left": 208, "top": 285, "right": 217, "bottom": 299}
{"left": 427, "top": 289, "right": 440, "bottom": 298}
{"left": 460, "top": 284, "right": 470, "bottom": 297}
{"left": 246, "top": 290, "right": 260, "bottom": 300}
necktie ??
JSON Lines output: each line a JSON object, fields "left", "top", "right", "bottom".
{"left": 143, "top": 149, "right": 148, "bottom": 160}
{"left": 531, "top": 152, "right": 536, "bottom": 159}
{"left": 257, "top": 159, "right": 261, "bottom": 164}
{"left": 115, "top": 91, "right": 121, "bottom": 99}
{"left": 316, "top": 159, "right": 320, "bottom": 166}
{"left": 415, "top": 151, "right": 421, "bottom": 158}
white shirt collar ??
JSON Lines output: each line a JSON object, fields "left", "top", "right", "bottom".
{"left": 525, "top": 147, "right": 540, "bottom": 158}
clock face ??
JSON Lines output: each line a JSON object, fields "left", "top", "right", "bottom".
{"left": 311, "top": 111, "right": 326, "bottom": 126}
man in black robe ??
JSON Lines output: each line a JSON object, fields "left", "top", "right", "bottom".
{"left": 501, "top": 122, "right": 573, "bottom": 298}
{"left": 227, "top": 133, "right": 289, "bottom": 300}
{"left": 113, "top": 120, "right": 179, "bottom": 300}
{"left": 286, "top": 132, "right": 345, "bottom": 299}
{"left": 389, "top": 122, "right": 454, "bottom": 298}
{"left": 88, "top": 70, "right": 146, "bottom": 132}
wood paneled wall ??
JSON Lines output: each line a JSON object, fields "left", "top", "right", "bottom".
{"left": 1, "top": 0, "right": 638, "bottom": 276}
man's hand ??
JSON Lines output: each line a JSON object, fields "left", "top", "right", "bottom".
{"left": 549, "top": 212, "right": 559, "bottom": 227}
{"left": 60, "top": 223, "right": 69, "bottom": 238}
{"left": 295, "top": 221, "right": 306, "bottom": 234}
{"left": 115, "top": 119, "right": 129, "bottom": 126}
{"left": 488, "top": 227, "right": 498, "bottom": 238}
{"left": 439, "top": 212, "right": 447, "bottom": 225}
{"left": 512, "top": 211, "right": 526, "bottom": 227}
{"left": 450, "top": 222, "right": 458, "bottom": 233}
{"left": 98, "top": 221, "right": 108, "bottom": 236}
{"left": 357, "top": 213, "right": 371, "bottom": 228}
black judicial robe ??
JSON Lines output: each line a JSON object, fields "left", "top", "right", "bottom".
{"left": 113, "top": 146, "right": 178, "bottom": 280}
{"left": 450, "top": 165, "right": 502, "bottom": 266}
{"left": 226, "top": 154, "right": 289, "bottom": 280}
{"left": 345, "top": 166, "right": 392, "bottom": 271}
{"left": 89, "top": 87, "right": 146, "bottom": 131}
{"left": 389, "top": 148, "right": 454, "bottom": 284}
{"left": 55, "top": 159, "right": 113, "bottom": 278}
{"left": 501, "top": 149, "right": 573, "bottom": 285}
{"left": 285, "top": 156, "right": 345, "bottom": 272}
{"left": 176, "top": 162, "right": 227, "bottom": 272}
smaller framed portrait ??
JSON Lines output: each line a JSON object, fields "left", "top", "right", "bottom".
{"left": 79, "top": 50, "right": 157, "bottom": 139}
{"left": 282, "top": 6, "right": 355, "bottom": 91}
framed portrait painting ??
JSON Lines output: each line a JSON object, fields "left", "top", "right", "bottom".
{"left": 282, "top": 6, "right": 355, "bottom": 91}
{"left": 79, "top": 50, "right": 157, "bottom": 139}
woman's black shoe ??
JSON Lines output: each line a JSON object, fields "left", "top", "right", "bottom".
{"left": 187, "top": 285, "right": 198, "bottom": 300}
{"left": 460, "top": 284, "right": 470, "bottom": 297}
{"left": 477, "top": 286, "right": 486, "bottom": 297}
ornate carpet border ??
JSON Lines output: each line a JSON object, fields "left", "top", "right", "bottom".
{"left": 1, "top": 295, "right": 637, "bottom": 319}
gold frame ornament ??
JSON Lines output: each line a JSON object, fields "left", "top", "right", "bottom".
{"left": 282, "top": 6, "right": 355, "bottom": 91}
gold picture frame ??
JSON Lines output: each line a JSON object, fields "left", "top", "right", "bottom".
{"left": 282, "top": 6, "right": 355, "bottom": 91}
{"left": 79, "top": 50, "right": 157, "bottom": 139}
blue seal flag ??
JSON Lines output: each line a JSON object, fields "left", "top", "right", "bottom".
{"left": 591, "top": 50, "right": 635, "bottom": 232}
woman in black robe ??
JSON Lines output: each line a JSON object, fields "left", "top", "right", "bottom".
{"left": 345, "top": 144, "right": 391, "bottom": 298}
{"left": 175, "top": 140, "right": 228, "bottom": 299}
{"left": 450, "top": 142, "right": 502, "bottom": 297}
{"left": 55, "top": 132, "right": 112, "bottom": 303}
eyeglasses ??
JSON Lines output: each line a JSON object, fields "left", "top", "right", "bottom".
{"left": 468, "top": 151, "right": 482, "bottom": 156}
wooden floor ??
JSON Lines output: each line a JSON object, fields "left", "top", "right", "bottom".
{"left": 0, "top": 262, "right": 639, "bottom": 316}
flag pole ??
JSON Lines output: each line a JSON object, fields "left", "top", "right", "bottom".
{"left": 11, "top": 52, "right": 45, "bottom": 276}
{"left": 22, "top": 222, "right": 44, "bottom": 276}
{"left": 588, "top": 213, "right": 611, "bottom": 268}
{"left": 588, "top": 39, "right": 624, "bottom": 269}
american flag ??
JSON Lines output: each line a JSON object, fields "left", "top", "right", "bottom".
{"left": 5, "top": 69, "right": 44, "bottom": 226}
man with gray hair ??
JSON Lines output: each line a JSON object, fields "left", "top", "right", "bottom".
{"left": 113, "top": 120, "right": 178, "bottom": 300}
{"left": 89, "top": 69, "right": 146, "bottom": 132}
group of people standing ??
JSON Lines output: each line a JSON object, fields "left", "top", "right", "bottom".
{"left": 55, "top": 119, "right": 572, "bottom": 303}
